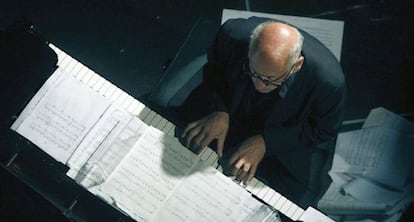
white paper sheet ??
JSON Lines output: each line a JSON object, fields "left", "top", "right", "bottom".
{"left": 299, "top": 206, "right": 335, "bottom": 222}
{"left": 11, "top": 67, "right": 111, "bottom": 163}
{"left": 156, "top": 161, "right": 251, "bottom": 222}
{"left": 99, "top": 127, "right": 200, "bottom": 221}
{"left": 67, "top": 112, "right": 148, "bottom": 188}
{"left": 330, "top": 126, "right": 414, "bottom": 189}
{"left": 363, "top": 107, "right": 414, "bottom": 135}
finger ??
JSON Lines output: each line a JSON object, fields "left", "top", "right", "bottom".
{"left": 216, "top": 135, "right": 225, "bottom": 157}
{"left": 231, "top": 159, "right": 244, "bottom": 176}
{"left": 199, "top": 134, "right": 215, "bottom": 150}
{"left": 228, "top": 150, "right": 240, "bottom": 165}
{"left": 191, "top": 133, "right": 206, "bottom": 150}
{"left": 180, "top": 121, "right": 199, "bottom": 138}
{"left": 235, "top": 163, "right": 250, "bottom": 182}
{"left": 218, "top": 157, "right": 232, "bottom": 176}
{"left": 183, "top": 127, "right": 202, "bottom": 148}
{"left": 189, "top": 136, "right": 206, "bottom": 155}
{"left": 194, "top": 146, "right": 206, "bottom": 155}
{"left": 244, "top": 165, "right": 257, "bottom": 185}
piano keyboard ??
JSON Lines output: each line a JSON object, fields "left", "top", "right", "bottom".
{"left": 48, "top": 43, "right": 332, "bottom": 222}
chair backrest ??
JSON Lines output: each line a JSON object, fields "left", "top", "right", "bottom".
{"left": 148, "top": 19, "right": 218, "bottom": 108}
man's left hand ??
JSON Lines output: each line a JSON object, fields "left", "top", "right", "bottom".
{"left": 222, "top": 135, "right": 266, "bottom": 185}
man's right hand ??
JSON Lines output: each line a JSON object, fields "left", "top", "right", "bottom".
{"left": 180, "top": 111, "right": 229, "bottom": 156}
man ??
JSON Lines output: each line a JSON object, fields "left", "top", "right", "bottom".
{"left": 176, "top": 16, "right": 346, "bottom": 207}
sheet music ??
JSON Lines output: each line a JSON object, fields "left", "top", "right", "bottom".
{"left": 363, "top": 107, "right": 414, "bottom": 135}
{"left": 330, "top": 126, "right": 414, "bottom": 189}
{"left": 11, "top": 68, "right": 112, "bottom": 163}
{"left": 299, "top": 206, "right": 335, "bottom": 222}
{"left": 157, "top": 161, "right": 251, "bottom": 222}
{"left": 317, "top": 183, "right": 401, "bottom": 215}
{"left": 221, "top": 9, "right": 344, "bottom": 61}
{"left": 66, "top": 104, "right": 131, "bottom": 170}
{"left": 99, "top": 127, "right": 200, "bottom": 221}
{"left": 67, "top": 110, "right": 148, "bottom": 188}
{"left": 11, "top": 67, "right": 66, "bottom": 130}
{"left": 233, "top": 197, "right": 280, "bottom": 222}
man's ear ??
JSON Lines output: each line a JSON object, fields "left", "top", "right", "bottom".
{"left": 293, "top": 56, "right": 304, "bottom": 73}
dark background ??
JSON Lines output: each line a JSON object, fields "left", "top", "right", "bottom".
{"left": 1, "top": 0, "right": 413, "bottom": 221}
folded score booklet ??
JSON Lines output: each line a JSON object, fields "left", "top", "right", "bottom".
{"left": 10, "top": 67, "right": 276, "bottom": 222}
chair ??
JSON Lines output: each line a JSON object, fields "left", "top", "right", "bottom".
{"left": 147, "top": 18, "right": 217, "bottom": 110}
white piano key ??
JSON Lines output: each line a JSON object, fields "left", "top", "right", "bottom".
{"left": 121, "top": 95, "right": 134, "bottom": 110}
{"left": 58, "top": 54, "right": 72, "bottom": 69}
{"left": 166, "top": 125, "right": 175, "bottom": 137}
{"left": 143, "top": 110, "right": 156, "bottom": 124}
{"left": 55, "top": 48, "right": 69, "bottom": 62}
{"left": 104, "top": 84, "right": 116, "bottom": 98}
{"left": 86, "top": 72, "right": 100, "bottom": 88}
{"left": 163, "top": 121, "right": 175, "bottom": 135}
{"left": 268, "top": 192, "right": 282, "bottom": 207}
{"left": 71, "top": 62, "right": 83, "bottom": 77}
{"left": 116, "top": 91, "right": 129, "bottom": 107}
{"left": 200, "top": 148, "right": 213, "bottom": 161}
{"left": 150, "top": 114, "right": 162, "bottom": 128}
{"left": 256, "top": 185, "right": 271, "bottom": 200}
{"left": 66, "top": 59, "right": 79, "bottom": 74}
{"left": 156, "top": 117, "right": 168, "bottom": 131}
{"left": 286, "top": 203, "right": 301, "bottom": 220}
{"left": 110, "top": 87, "right": 123, "bottom": 102}
{"left": 274, "top": 196, "right": 288, "bottom": 211}
{"left": 92, "top": 76, "right": 105, "bottom": 91}
{"left": 291, "top": 207, "right": 305, "bottom": 221}
{"left": 253, "top": 181, "right": 267, "bottom": 195}
{"left": 262, "top": 188, "right": 277, "bottom": 203}
{"left": 198, "top": 146, "right": 208, "bottom": 158}
{"left": 249, "top": 180, "right": 265, "bottom": 196}
{"left": 80, "top": 69, "right": 94, "bottom": 83}
{"left": 64, "top": 59, "right": 77, "bottom": 72}
{"left": 128, "top": 102, "right": 141, "bottom": 116}
{"left": 55, "top": 50, "right": 67, "bottom": 64}
{"left": 99, "top": 81, "right": 112, "bottom": 98}
{"left": 205, "top": 151, "right": 218, "bottom": 166}
{"left": 75, "top": 68, "right": 86, "bottom": 81}
{"left": 245, "top": 177, "right": 259, "bottom": 193}
{"left": 279, "top": 200, "right": 294, "bottom": 217}
{"left": 131, "top": 102, "right": 146, "bottom": 116}
{"left": 55, "top": 54, "right": 67, "bottom": 66}
{"left": 137, "top": 106, "right": 151, "bottom": 120}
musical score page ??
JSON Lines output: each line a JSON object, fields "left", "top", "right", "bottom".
{"left": 99, "top": 126, "right": 200, "bottom": 221}
{"left": 157, "top": 161, "right": 252, "bottom": 222}
{"left": 11, "top": 68, "right": 112, "bottom": 163}
{"left": 66, "top": 109, "right": 148, "bottom": 188}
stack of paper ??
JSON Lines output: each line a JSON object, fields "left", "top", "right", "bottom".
{"left": 318, "top": 107, "right": 414, "bottom": 221}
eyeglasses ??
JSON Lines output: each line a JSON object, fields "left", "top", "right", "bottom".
{"left": 243, "top": 60, "right": 294, "bottom": 87}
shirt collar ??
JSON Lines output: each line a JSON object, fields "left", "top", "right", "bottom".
{"left": 278, "top": 72, "right": 296, "bottom": 98}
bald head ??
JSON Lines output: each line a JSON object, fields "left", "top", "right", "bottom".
{"left": 249, "top": 21, "right": 303, "bottom": 75}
